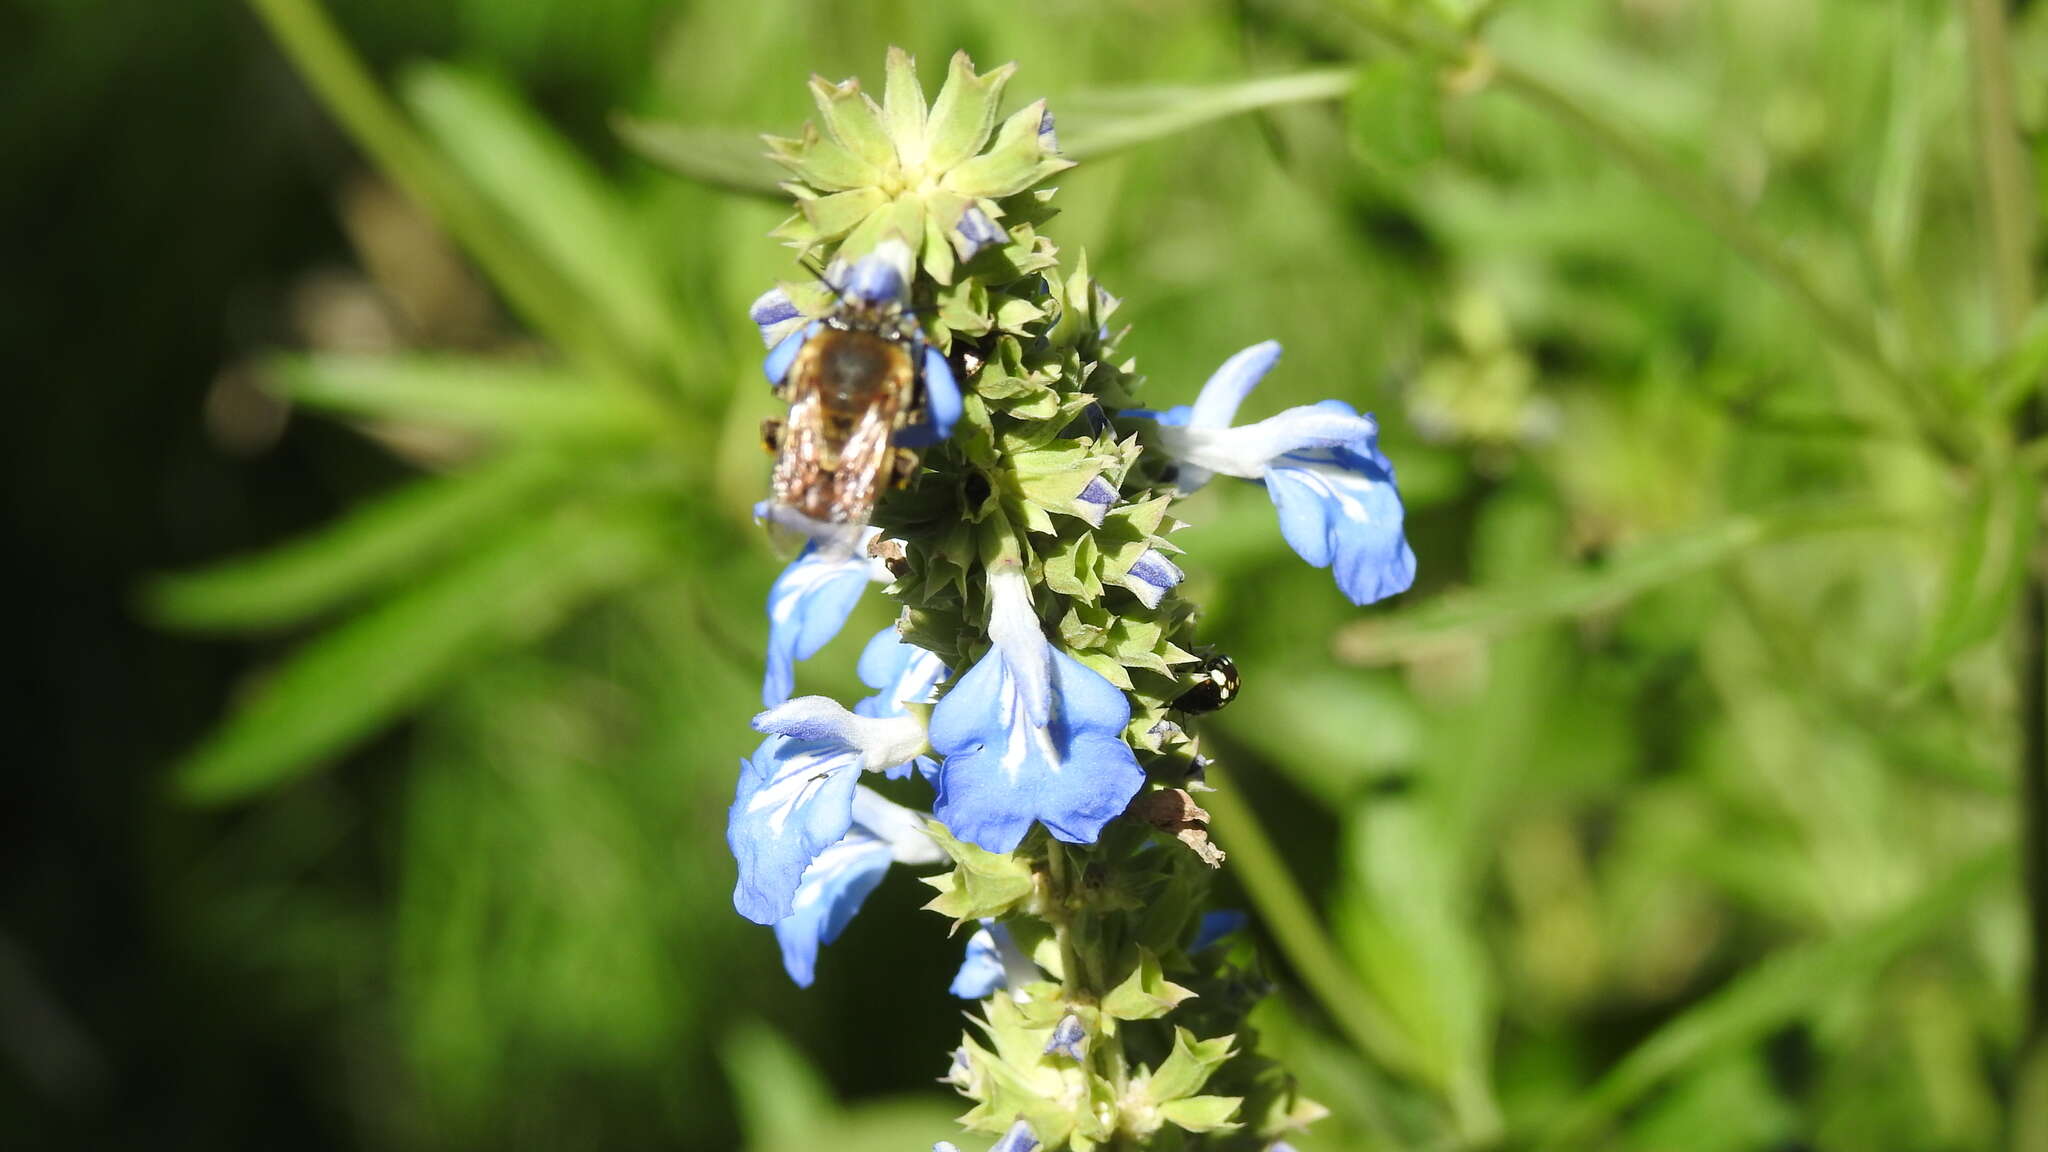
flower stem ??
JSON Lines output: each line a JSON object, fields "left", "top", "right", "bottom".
{"left": 1197, "top": 761, "right": 1425, "bottom": 1090}
{"left": 1960, "top": 0, "right": 2046, "bottom": 1138}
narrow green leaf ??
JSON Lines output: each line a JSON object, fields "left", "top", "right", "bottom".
{"left": 1535, "top": 845, "right": 2011, "bottom": 1150}
{"left": 146, "top": 449, "right": 571, "bottom": 632}
{"left": 174, "top": 504, "right": 666, "bottom": 804}
{"left": 613, "top": 117, "right": 784, "bottom": 199}
{"left": 1057, "top": 69, "right": 1357, "bottom": 161}
{"left": 1914, "top": 466, "right": 2035, "bottom": 680}
{"left": 721, "top": 1021, "right": 836, "bottom": 1150}
{"left": 404, "top": 67, "right": 681, "bottom": 372}
{"left": 1335, "top": 510, "right": 1893, "bottom": 665}
{"left": 273, "top": 354, "right": 653, "bottom": 440}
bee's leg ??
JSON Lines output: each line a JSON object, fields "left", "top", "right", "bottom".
{"left": 890, "top": 447, "right": 919, "bottom": 489}
{"left": 760, "top": 418, "right": 784, "bottom": 454}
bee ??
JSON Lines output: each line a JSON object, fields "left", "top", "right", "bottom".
{"left": 760, "top": 262, "right": 950, "bottom": 526}
{"left": 1172, "top": 652, "right": 1240, "bottom": 714}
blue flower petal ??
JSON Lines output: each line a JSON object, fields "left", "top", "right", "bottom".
{"left": 728, "top": 735, "right": 863, "bottom": 924}
{"left": 764, "top": 320, "right": 817, "bottom": 386}
{"left": 1189, "top": 340, "right": 1281, "bottom": 429}
{"left": 773, "top": 831, "right": 895, "bottom": 986}
{"left": 990, "top": 1122, "right": 1041, "bottom": 1152}
{"left": 1045, "top": 1014, "right": 1087, "bottom": 1060}
{"left": 898, "top": 346, "right": 963, "bottom": 447}
{"left": 953, "top": 205, "right": 1007, "bottom": 261}
{"left": 1264, "top": 402, "right": 1415, "bottom": 606}
{"left": 763, "top": 543, "right": 875, "bottom": 707}
{"left": 1192, "top": 909, "right": 1248, "bottom": 951}
{"left": 929, "top": 646, "right": 1146, "bottom": 854}
{"left": 1073, "top": 475, "right": 1118, "bottom": 526}
{"left": 1121, "top": 549, "right": 1184, "bottom": 608}
{"left": 950, "top": 924, "right": 1009, "bottom": 999}
{"left": 749, "top": 286, "right": 801, "bottom": 344}
{"left": 844, "top": 262, "right": 902, "bottom": 304}
{"left": 852, "top": 628, "right": 950, "bottom": 780}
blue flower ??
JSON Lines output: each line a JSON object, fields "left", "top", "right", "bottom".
{"left": 1143, "top": 341, "right": 1417, "bottom": 606}
{"left": 1044, "top": 1015, "right": 1086, "bottom": 1060}
{"left": 952, "top": 205, "right": 1008, "bottom": 261}
{"left": 727, "top": 696, "right": 927, "bottom": 925}
{"left": 928, "top": 561, "right": 1146, "bottom": 854}
{"left": 1072, "top": 474, "right": 1118, "bottom": 527}
{"left": 756, "top": 502, "right": 892, "bottom": 708}
{"left": 949, "top": 920, "right": 1037, "bottom": 999}
{"left": 1115, "top": 548, "right": 1184, "bottom": 609}
{"left": 1192, "top": 909, "right": 1248, "bottom": 952}
{"left": 936, "top": 1121, "right": 1040, "bottom": 1152}
{"left": 774, "top": 787, "right": 944, "bottom": 987}
{"left": 853, "top": 627, "right": 950, "bottom": 780}
{"left": 755, "top": 240, "right": 962, "bottom": 445}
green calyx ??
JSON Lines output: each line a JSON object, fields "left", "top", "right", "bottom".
{"left": 766, "top": 47, "right": 1073, "bottom": 284}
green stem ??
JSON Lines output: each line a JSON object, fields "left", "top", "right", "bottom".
{"left": 1334, "top": 0, "right": 1964, "bottom": 463}
{"left": 1960, "top": 3, "right": 2046, "bottom": 1143}
{"left": 241, "top": 0, "right": 684, "bottom": 430}
{"left": 1044, "top": 841, "right": 1096, "bottom": 994}
{"left": 1198, "top": 763, "right": 1425, "bottom": 1093}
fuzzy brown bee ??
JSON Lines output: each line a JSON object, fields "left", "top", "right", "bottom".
{"left": 758, "top": 249, "right": 961, "bottom": 525}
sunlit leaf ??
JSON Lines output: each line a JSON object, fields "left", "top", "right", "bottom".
{"left": 1334, "top": 511, "right": 1894, "bottom": 665}
{"left": 273, "top": 354, "right": 654, "bottom": 440}
{"left": 614, "top": 117, "right": 785, "bottom": 198}
{"left": 1914, "top": 465, "right": 2035, "bottom": 681}
{"left": 146, "top": 449, "right": 573, "bottom": 631}
{"left": 1057, "top": 69, "right": 1357, "bottom": 160}
{"left": 175, "top": 503, "right": 667, "bottom": 803}
{"left": 405, "top": 66, "right": 683, "bottom": 371}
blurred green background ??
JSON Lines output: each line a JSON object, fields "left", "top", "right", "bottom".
{"left": 6, "top": 0, "right": 2047, "bottom": 1148}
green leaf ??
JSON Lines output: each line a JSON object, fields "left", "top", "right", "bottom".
{"left": 942, "top": 100, "right": 1073, "bottom": 200}
{"left": 921, "top": 823, "right": 1036, "bottom": 923}
{"left": 806, "top": 74, "right": 895, "bottom": 172}
{"left": 1100, "top": 948, "right": 1195, "bottom": 1021}
{"left": 880, "top": 47, "right": 929, "bottom": 169}
{"left": 174, "top": 504, "right": 666, "bottom": 804}
{"left": 1057, "top": 69, "right": 1357, "bottom": 161}
{"left": 1334, "top": 510, "right": 1893, "bottom": 665}
{"left": 613, "top": 117, "right": 784, "bottom": 198}
{"left": 1146, "top": 1028, "right": 1236, "bottom": 1103}
{"left": 1156, "top": 1095, "right": 1242, "bottom": 1133}
{"left": 1914, "top": 466, "right": 2036, "bottom": 680}
{"left": 924, "top": 51, "right": 1015, "bottom": 172}
{"left": 1535, "top": 845, "right": 2011, "bottom": 1150}
{"left": 404, "top": 66, "right": 681, "bottom": 373}
{"left": 722, "top": 1021, "right": 836, "bottom": 1150}
{"left": 273, "top": 354, "right": 653, "bottom": 440}
{"left": 146, "top": 450, "right": 572, "bottom": 631}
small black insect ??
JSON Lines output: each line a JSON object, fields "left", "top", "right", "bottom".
{"left": 1172, "top": 653, "right": 1240, "bottom": 714}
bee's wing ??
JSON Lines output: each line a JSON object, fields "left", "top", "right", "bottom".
{"left": 772, "top": 386, "right": 839, "bottom": 521}
{"left": 825, "top": 388, "right": 904, "bottom": 524}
